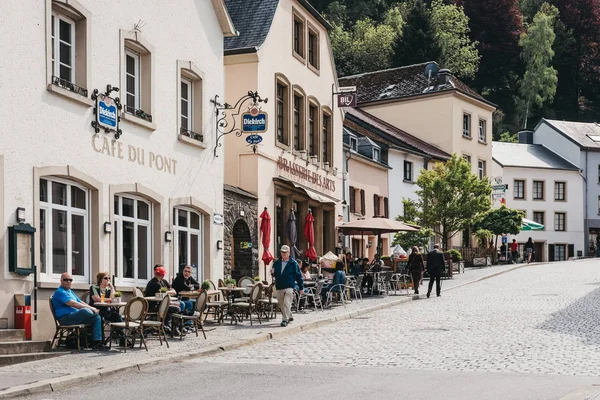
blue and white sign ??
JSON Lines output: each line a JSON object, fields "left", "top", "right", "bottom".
{"left": 97, "top": 96, "right": 118, "bottom": 130}
{"left": 245, "top": 134, "right": 263, "bottom": 145}
{"left": 242, "top": 109, "right": 268, "bottom": 133}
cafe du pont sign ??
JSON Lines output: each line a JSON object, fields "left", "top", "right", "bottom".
{"left": 242, "top": 107, "right": 268, "bottom": 133}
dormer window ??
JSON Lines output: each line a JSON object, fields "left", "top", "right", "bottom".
{"left": 373, "top": 148, "right": 381, "bottom": 161}
{"left": 350, "top": 137, "right": 358, "bottom": 152}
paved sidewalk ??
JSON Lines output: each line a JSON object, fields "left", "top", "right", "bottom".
{"left": 0, "top": 262, "right": 527, "bottom": 398}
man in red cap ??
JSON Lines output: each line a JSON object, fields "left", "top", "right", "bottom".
{"left": 145, "top": 265, "right": 181, "bottom": 335}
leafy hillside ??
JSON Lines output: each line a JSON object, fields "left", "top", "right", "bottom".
{"left": 312, "top": 0, "right": 600, "bottom": 139}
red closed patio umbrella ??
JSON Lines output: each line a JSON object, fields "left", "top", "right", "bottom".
{"left": 259, "top": 208, "right": 274, "bottom": 278}
{"left": 304, "top": 209, "right": 317, "bottom": 261}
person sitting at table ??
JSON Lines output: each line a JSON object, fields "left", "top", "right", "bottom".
{"left": 321, "top": 263, "right": 346, "bottom": 302}
{"left": 52, "top": 273, "right": 105, "bottom": 350}
{"left": 171, "top": 264, "right": 198, "bottom": 316}
{"left": 369, "top": 254, "right": 384, "bottom": 272}
{"left": 347, "top": 252, "right": 361, "bottom": 277}
{"left": 300, "top": 261, "right": 312, "bottom": 281}
{"left": 145, "top": 266, "right": 181, "bottom": 335}
{"left": 360, "top": 257, "right": 372, "bottom": 292}
{"left": 89, "top": 272, "right": 123, "bottom": 323}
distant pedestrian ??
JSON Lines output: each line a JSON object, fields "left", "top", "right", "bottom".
{"left": 407, "top": 246, "right": 424, "bottom": 295}
{"left": 271, "top": 245, "right": 303, "bottom": 327}
{"left": 426, "top": 244, "right": 445, "bottom": 298}
{"left": 524, "top": 238, "right": 534, "bottom": 263}
{"left": 510, "top": 239, "right": 519, "bottom": 263}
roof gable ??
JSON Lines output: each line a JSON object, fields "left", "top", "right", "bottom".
{"left": 338, "top": 62, "right": 493, "bottom": 107}
{"left": 211, "top": 0, "right": 238, "bottom": 37}
{"left": 539, "top": 119, "right": 600, "bottom": 150}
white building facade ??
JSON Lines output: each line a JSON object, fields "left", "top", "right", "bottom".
{"left": 531, "top": 120, "right": 600, "bottom": 253}
{"left": 492, "top": 142, "right": 585, "bottom": 261}
{"left": 0, "top": 0, "right": 235, "bottom": 339}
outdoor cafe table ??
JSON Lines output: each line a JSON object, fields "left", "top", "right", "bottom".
{"left": 94, "top": 302, "right": 128, "bottom": 344}
{"left": 144, "top": 296, "right": 178, "bottom": 302}
{"left": 179, "top": 290, "right": 220, "bottom": 298}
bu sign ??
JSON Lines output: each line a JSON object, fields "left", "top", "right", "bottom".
{"left": 337, "top": 93, "right": 357, "bottom": 107}
{"left": 97, "top": 96, "right": 118, "bottom": 130}
{"left": 242, "top": 108, "right": 268, "bottom": 133}
{"left": 246, "top": 134, "right": 263, "bottom": 145}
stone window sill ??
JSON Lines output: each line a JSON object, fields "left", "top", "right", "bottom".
{"left": 47, "top": 84, "right": 94, "bottom": 107}
{"left": 178, "top": 134, "right": 206, "bottom": 149}
{"left": 122, "top": 112, "right": 157, "bottom": 130}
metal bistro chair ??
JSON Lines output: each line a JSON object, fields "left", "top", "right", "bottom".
{"left": 257, "top": 282, "right": 278, "bottom": 320}
{"left": 205, "top": 280, "right": 227, "bottom": 324}
{"left": 173, "top": 290, "right": 208, "bottom": 340}
{"left": 49, "top": 297, "right": 88, "bottom": 351}
{"left": 140, "top": 295, "right": 170, "bottom": 348}
{"left": 134, "top": 287, "right": 144, "bottom": 298}
{"left": 325, "top": 283, "right": 347, "bottom": 309}
{"left": 346, "top": 275, "right": 363, "bottom": 302}
{"left": 235, "top": 276, "right": 254, "bottom": 302}
{"left": 231, "top": 283, "right": 262, "bottom": 326}
{"left": 299, "top": 281, "right": 325, "bottom": 312}
{"left": 109, "top": 297, "right": 148, "bottom": 353}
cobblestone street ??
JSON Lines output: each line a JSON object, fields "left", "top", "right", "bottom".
{"left": 203, "top": 259, "right": 600, "bottom": 376}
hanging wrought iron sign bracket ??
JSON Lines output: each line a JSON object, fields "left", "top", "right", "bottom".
{"left": 210, "top": 91, "right": 267, "bottom": 157}
{"left": 91, "top": 84, "right": 123, "bottom": 139}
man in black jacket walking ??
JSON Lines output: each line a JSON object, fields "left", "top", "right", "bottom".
{"left": 426, "top": 244, "right": 445, "bottom": 298}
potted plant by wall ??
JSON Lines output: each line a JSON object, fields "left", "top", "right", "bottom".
{"left": 157, "top": 287, "right": 168, "bottom": 299}
{"left": 112, "top": 291, "right": 122, "bottom": 303}
{"left": 200, "top": 280, "right": 211, "bottom": 292}
{"left": 447, "top": 249, "right": 464, "bottom": 273}
{"left": 224, "top": 277, "right": 236, "bottom": 288}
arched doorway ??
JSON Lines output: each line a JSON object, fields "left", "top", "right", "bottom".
{"left": 231, "top": 219, "right": 253, "bottom": 281}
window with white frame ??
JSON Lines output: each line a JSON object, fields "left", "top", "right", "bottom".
{"left": 514, "top": 180, "right": 525, "bottom": 199}
{"left": 180, "top": 78, "right": 192, "bottom": 131}
{"left": 173, "top": 208, "right": 204, "bottom": 281}
{"left": 477, "top": 160, "right": 486, "bottom": 179}
{"left": 463, "top": 154, "right": 471, "bottom": 164}
{"left": 463, "top": 113, "right": 471, "bottom": 137}
{"left": 125, "top": 50, "right": 141, "bottom": 111}
{"left": 114, "top": 195, "right": 152, "bottom": 284}
{"left": 478, "top": 119, "right": 486, "bottom": 142}
{"left": 349, "top": 137, "right": 358, "bottom": 152}
{"left": 554, "top": 181, "right": 565, "bottom": 201}
{"left": 404, "top": 161, "right": 413, "bottom": 181}
{"left": 533, "top": 181, "right": 544, "bottom": 200}
{"left": 554, "top": 212, "right": 566, "bottom": 231}
{"left": 39, "top": 178, "right": 89, "bottom": 280}
{"left": 373, "top": 147, "right": 381, "bottom": 162}
{"left": 51, "top": 13, "right": 75, "bottom": 84}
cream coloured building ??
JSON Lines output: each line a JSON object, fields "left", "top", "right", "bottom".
{"left": 339, "top": 63, "right": 496, "bottom": 247}
{"left": 0, "top": 0, "right": 235, "bottom": 339}
{"left": 223, "top": 0, "right": 343, "bottom": 278}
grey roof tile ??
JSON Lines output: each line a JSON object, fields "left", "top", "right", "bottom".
{"left": 224, "top": 0, "right": 279, "bottom": 54}
{"left": 339, "top": 62, "right": 493, "bottom": 106}
{"left": 492, "top": 142, "right": 579, "bottom": 170}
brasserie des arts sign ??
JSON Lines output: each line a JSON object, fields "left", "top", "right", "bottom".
{"left": 277, "top": 157, "right": 336, "bottom": 192}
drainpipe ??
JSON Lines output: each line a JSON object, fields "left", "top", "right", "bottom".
{"left": 343, "top": 149, "right": 352, "bottom": 249}
{"left": 583, "top": 150, "right": 589, "bottom": 253}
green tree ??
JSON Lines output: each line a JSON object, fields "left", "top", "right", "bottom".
{"left": 498, "top": 131, "right": 518, "bottom": 142}
{"left": 430, "top": 0, "right": 480, "bottom": 78}
{"left": 392, "top": 0, "right": 441, "bottom": 67}
{"left": 416, "top": 154, "right": 492, "bottom": 249}
{"left": 518, "top": 3, "right": 559, "bottom": 128}
{"left": 330, "top": 8, "right": 402, "bottom": 76}
{"left": 475, "top": 205, "right": 523, "bottom": 251}
{"left": 392, "top": 198, "right": 433, "bottom": 249}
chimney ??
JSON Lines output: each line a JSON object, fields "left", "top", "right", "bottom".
{"left": 518, "top": 129, "right": 534, "bottom": 144}
{"left": 438, "top": 69, "right": 451, "bottom": 85}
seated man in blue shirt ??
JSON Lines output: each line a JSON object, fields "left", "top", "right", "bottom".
{"left": 52, "top": 273, "right": 105, "bottom": 350}
{"left": 321, "top": 263, "right": 346, "bottom": 302}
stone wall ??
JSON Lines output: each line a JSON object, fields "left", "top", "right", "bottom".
{"left": 223, "top": 187, "right": 258, "bottom": 278}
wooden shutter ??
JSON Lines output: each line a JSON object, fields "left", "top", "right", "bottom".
{"left": 384, "top": 197, "right": 389, "bottom": 218}
{"left": 349, "top": 186, "right": 355, "bottom": 213}
{"left": 373, "top": 194, "right": 379, "bottom": 217}
{"left": 360, "top": 189, "right": 365, "bottom": 215}
{"left": 568, "top": 244, "right": 574, "bottom": 258}
{"left": 548, "top": 244, "right": 555, "bottom": 262}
